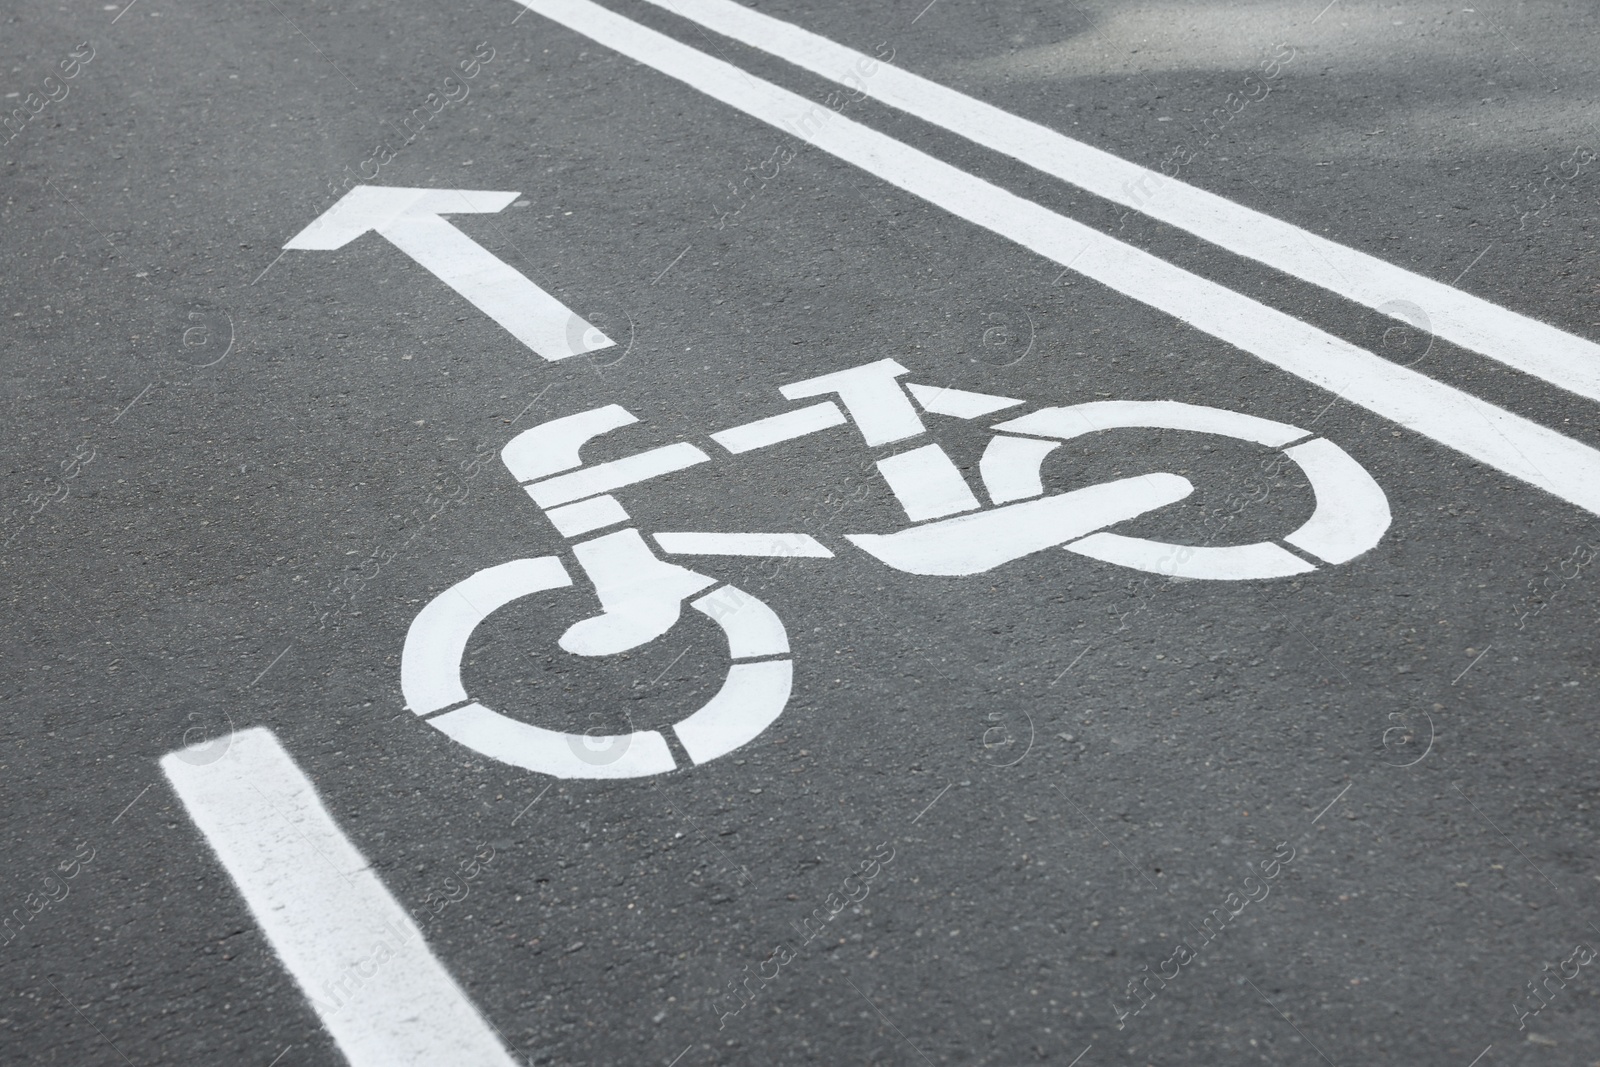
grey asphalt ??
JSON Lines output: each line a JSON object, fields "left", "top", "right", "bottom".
{"left": 3, "top": 0, "right": 1599, "bottom": 1064}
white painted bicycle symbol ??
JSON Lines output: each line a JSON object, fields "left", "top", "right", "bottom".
{"left": 401, "top": 358, "right": 1389, "bottom": 779}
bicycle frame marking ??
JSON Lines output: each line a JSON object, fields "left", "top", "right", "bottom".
{"left": 401, "top": 358, "right": 1391, "bottom": 779}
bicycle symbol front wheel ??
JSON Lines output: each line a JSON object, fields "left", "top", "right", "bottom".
{"left": 400, "top": 558, "right": 792, "bottom": 779}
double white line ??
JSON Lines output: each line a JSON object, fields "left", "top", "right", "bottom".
{"left": 513, "top": 0, "right": 1600, "bottom": 519}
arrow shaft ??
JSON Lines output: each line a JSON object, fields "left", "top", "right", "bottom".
{"left": 378, "top": 215, "right": 610, "bottom": 361}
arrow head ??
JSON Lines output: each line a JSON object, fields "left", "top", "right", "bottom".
{"left": 284, "top": 186, "right": 520, "bottom": 250}
{"left": 280, "top": 185, "right": 611, "bottom": 361}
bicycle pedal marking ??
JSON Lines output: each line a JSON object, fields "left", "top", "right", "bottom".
{"left": 403, "top": 359, "right": 1392, "bottom": 779}
{"left": 561, "top": 529, "right": 717, "bottom": 657}
{"left": 848, "top": 474, "right": 1196, "bottom": 576}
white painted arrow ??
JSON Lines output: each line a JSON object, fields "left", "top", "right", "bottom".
{"left": 284, "top": 186, "right": 612, "bottom": 361}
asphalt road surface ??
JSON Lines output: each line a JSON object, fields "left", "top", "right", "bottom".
{"left": 3, "top": 0, "right": 1599, "bottom": 1064}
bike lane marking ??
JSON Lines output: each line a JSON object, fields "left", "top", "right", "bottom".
{"left": 505, "top": 0, "right": 1600, "bottom": 522}
{"left": 641, "top": 0, "right": 1600, "bottom": 406}
{"left": 160, "top": 729, "right": 520, "bottom": 1067}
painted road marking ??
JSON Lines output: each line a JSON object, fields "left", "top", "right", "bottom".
{"left": 671, "top": 659, "right": 792, "bottom": 763}
{"left": 1067, "top": 534, "right": 1316, "bottom": 581}
{"left": 996, "top": 402, "right": 1307, "bottom": 448}
{"left": 979, "top": 435, "right": 1061, "bottom": 505}
{"left": 402, "top": 557, "right": 794, "bottom": 776}
{"left": 508, "top": 0, "right": 1600, "bottom": 521}
{"left": 523, "top": 442, "right": 710, "bottom": 508}
{"left": 285, "top": 185, "right": 612, "bottom": 361}
{"left": 403, "top": 556, "right": 576, "bottom": 713}
{"left": 544, "top": 493, "right": 629, "bottom": 536}
{"left": 711, "top": 401, "right": 847, "bottom": 453}
{"left": 779, "top": 358, "right": 925, "bottom": 447}
{"left": 997, "top": 400, "right": 1389, "bottom": 577}
{"left": 652, "top": 531, "right": 834, "bottom": 556}
{"left": 906, "top": 383, "right": 1022, "bottom": 419}
{"left": 876, "top": 443, "right": 982, "bottom": 522}
{"left": 502, "top": 404, "right": 638, "bottom": 482}
{"left": 642, "top": 0, "right": 1600, "bottom": 406}
{"left": 1279, "top": 438, "right": 1393, "bottom": 564}
{"left": 562, "top": 528, "right": 719, "bottom": 656}
{"left": 846, "top": 474, "right": 1195, "bottom": 576}
{"left": 161, "top": 728, "right": 518, "bottom": 1067}
{"left": 400, "top": 373, "right": 1396, "bottom": 777}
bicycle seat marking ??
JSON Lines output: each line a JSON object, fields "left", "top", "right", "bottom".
{"left": 402, "top": 357, "right": 1391, "bottom": 779}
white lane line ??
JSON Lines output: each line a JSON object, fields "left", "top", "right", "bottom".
{"left": 641, "top": 0, "right": 1600, "bottom": 406}
{"left": 510, "top": 0, "right": 1600, "bottom": 520}
{"left": 162, "top": 728, "right": 519, "bottom": 1067}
